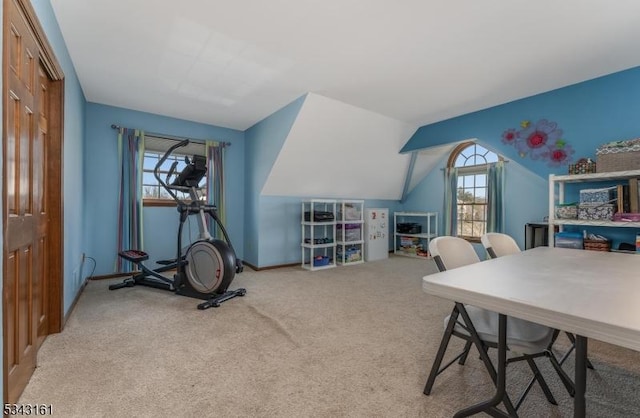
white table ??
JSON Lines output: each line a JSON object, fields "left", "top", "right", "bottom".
{"left": 422, "top": 246, "right": 640, "bottom": 417}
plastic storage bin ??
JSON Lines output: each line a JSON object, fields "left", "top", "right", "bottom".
{"left": 336, "top": 224, "right": 361, "bottom": 242}
{"left": 313, "top": 256, "right": 330, "bottom": 266}
{"left": 555, "top": 232, "right": 583, "bottom": 249}
{"left": 337, "top": 246, "right": 362, "bottom": 262}
{"left": 338, "top": 204, "right": 362, "bottom": 221}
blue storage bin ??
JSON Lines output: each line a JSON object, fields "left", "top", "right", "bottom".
{"left": 555, "top": 232, "right": 583, "bottom": 249}
{"left": 313, "top": 256, "right": 330, "bottom": 266}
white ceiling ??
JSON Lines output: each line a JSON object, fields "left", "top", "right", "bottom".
{"left": 50, "top": 0, "right": 640, "bottom": 131}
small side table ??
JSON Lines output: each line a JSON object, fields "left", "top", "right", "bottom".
{"left": 525, "top": 222, "right": 558, "bottom": 250}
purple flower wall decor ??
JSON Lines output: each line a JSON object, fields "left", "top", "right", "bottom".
{"left": 501, "top": 119, "right": 574, "bottom": 167}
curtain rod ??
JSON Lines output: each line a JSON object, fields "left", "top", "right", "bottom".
{"left": 110, "top": 124, "right": 231, "bottom": 146}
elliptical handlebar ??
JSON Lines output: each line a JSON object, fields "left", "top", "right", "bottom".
{"left": 154, "top": 139, "right": 190, "bottom": 203}
{"left": 166, "top": 160, "right": 179, "bottom": 185}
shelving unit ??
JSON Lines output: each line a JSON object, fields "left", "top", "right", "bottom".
{"left": 548, "top": 169, "right": 640, "bottom": 247}
{"left": 394, "top": 211, "right": 438, "bottom": 258}
{"left": 301, "top": 199, "right": 337, "bottom": 271}
{"left": 336, "top": 200, "right": 365, "bottom": 265}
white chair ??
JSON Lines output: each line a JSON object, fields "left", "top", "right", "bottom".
{"left": 424, "top": 236, "right": 572, "bottom": 413}
{"left": 481, "top": 232, "right": 595, "bottom": 376}
{"left": 481, "top": 232, "right": 521, "bottom": 259}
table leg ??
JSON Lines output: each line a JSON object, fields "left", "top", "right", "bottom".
{"left": 574, "top": 336, "right": 588, "bottom": 418}
{"left": 453, "top": 313, "right": 512, "bottom": 418}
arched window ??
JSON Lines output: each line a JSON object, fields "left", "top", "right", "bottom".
{"left": 446, "top": 142, "right": 502, "bottom": 240}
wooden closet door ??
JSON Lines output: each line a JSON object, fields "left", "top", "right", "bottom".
{"left": 3, "top": 0, "right": 45, "bottom": 402}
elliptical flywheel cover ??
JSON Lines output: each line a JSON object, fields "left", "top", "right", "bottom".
{"left": 185, "top": 240, "right": 235, "bottom": 294}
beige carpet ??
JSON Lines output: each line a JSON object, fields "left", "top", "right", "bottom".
{"left": 20, "top": 255, "right": 640, "bottom": 417}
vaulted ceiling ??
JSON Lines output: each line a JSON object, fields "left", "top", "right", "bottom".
{"left": 50, "top": 0, "right": 640, "bottom": 131}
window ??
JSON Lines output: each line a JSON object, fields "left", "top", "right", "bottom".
{"left": 448, "top": 142, "right": 501, "bottom": 241}
{"left": 143, "top": 136, "right": 207, "bottom": 206}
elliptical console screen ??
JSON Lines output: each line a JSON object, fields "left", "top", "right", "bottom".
{"left": 172, "top": 155, "right": 207, "bottom": 187}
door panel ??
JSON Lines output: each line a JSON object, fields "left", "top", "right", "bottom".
{"left": 35, "top": 63, "right": 49, "bottom": 346}
{"left": 3, "top": 0, "right": 41, "bottom": 403}
{"left": 3, "top": 0, "right": 64, "bottom": 403}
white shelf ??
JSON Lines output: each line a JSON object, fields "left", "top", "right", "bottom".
{"left": 301, "top": 242, "right": 336, "bottom": 249}
{"left": 551, "top": 169, "right": 640, "bottom": 182}
{"left": 395, "top": 211, "right": 436, "bottom": 216}
{"left": 553, "top": 220, "right": 640, "bottom": 228}
{"left": 301, "top": 263, "right": 336, "bottom": 271}
{"left": 548, "top": 171, "right": 640, "bottom": 247}
{"left": 395, "top": 232, "right": 438, "bottom": 239}
{"left": 301, "top": 199, "right": 337, "bottom": 271}
{"left": 337, "top": 260, "right": 364, "bottom": 266}
{"left": 336, "top": 200, "right": 365, "bottom": 265}
{"left": 394, "top": 211, "right": 438, "bottom": 258}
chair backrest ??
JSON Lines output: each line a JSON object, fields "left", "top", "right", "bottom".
{"left": 481, "top": 233, "right": 521, "bottom": 259}
{"left": 428, "top": 236, "right": 481, "bottom": 272}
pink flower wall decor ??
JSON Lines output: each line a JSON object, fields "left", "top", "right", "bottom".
{"left": 501, "top": 119, "right": 574, "bottom": 167}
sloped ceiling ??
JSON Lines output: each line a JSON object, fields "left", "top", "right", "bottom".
{"left": 406, "top": 143, "right": 460, "bottom": 194}
{"left": 50, "top": 0, "right": 640, "bottom": 130}
{"left": 261, "top": 94, "right": 416, "bottom": 200}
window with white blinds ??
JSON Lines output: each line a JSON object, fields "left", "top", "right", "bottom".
{"left": 143, "top": 136, "right": 208, "bottom": 203}
{"left": 144, "top": 135, "right": 206, "bottom": 157}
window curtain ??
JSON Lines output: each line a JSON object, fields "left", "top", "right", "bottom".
{"left": 486, "top": 161, "right": 505, "bottom": 233}
{"left": 206, "top": 141, "right": 226, "bottom": 238}
{"left": 443, "top": 167, "right": 459, "bottom": 236}
{"left": 116, "top": 128, "right": 145, "bottom": 272}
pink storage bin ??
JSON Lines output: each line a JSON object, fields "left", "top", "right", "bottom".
{"left": 612, "top": 212, "right": 640, "bottom": 222}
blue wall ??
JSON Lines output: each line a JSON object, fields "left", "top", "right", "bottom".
{"left": 402, "top": 147, "right": 548, "bottom": 254}
{"left": 401, "top": 66, "right": 640, "bottom": 248}
{"left": 243, "top": 95, "right": 404, "bottom": 268}
{"left": 402, "top": 67, "right": 640, "bottom": 179}
{"left": 244, "top": 95, "right": 306, "bottom": 267}
{"left": 84, "top": 103, "right": 245, "bottom": 276}
{"left": 244, "top": 67, "right": 640, "bottom": 267}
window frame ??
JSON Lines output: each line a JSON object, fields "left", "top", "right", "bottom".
{"left": 448, "top": 142, "right": 502, "bottom": 242}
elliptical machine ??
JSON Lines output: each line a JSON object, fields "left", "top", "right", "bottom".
{"left": 109, "top": 139, "right": 246, "bottom": 310}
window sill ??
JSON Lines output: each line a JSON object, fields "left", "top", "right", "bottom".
{"left": 458, "top": 235, "right": 481, "bottom": 244}
{"left": 143, "top": 199, "right": 177, "bottom": 207}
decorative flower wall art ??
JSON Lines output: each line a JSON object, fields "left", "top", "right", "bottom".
{"left": 501, "top": 119, "right": 574, "bottom": 167}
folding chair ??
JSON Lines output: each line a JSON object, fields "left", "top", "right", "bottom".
{"left": 481, "top": 232, "right": 595, "bottom": 374}
{"left": 424, "top": 236, "right": 574, "bottom": 413}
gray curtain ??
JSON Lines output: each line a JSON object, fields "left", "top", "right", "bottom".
{"left": 443, "top": 167, "right": 458, "bottom": 236}
{"left": 205, "top": 140, "right": 226, "bottom": 239}
{"left": 116, "top": 128, "right": 145, "bottom": 272}
{"left": 486, "top": 161, "right": 505, "bottom": 233}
